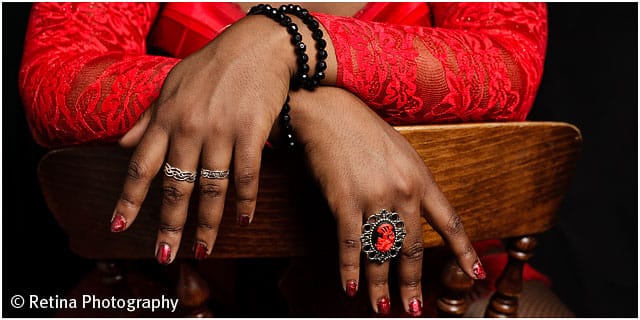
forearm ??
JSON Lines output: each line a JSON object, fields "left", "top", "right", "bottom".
{"left": 19, "top": 2, "right": 178, "bottom": 148}
{"left": 313, "top": 3, "right": 548, "bottom": 124}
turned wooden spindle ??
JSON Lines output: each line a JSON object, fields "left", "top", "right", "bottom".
{"left": 176, "top": 261, "right": 214, "bottom": 317}
{"left": 485, "top": 236, "right": 537, "bottom": 317}
{"left": 437, "top": 259, "right": 474, "bottom": 317}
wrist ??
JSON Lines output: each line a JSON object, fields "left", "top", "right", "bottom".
{"left": 246, "top": 4, "right": 336, "bottom": 88}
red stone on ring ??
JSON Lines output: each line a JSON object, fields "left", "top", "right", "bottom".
{"left": 374, "top": 223, "right": 396, "bottom": 253}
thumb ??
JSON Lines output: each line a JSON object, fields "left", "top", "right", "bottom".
{"left": 119, "top": 105, "right": 154, "bottom": 148}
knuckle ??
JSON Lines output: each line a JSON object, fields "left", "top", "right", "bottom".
{"left": 197, "top": 220, "right": 217, "bottom": 232}
{"left": 119, "top": 192, "right": 140, "bottom": 209}
{"left": 161, "top": 184, "right": 187, "bottom": 205}
{"left": 341, "top": 238, "right": 361, "bottom": 251}
{"left": 445, "top": 214, "right": 465, "bottom": 236}
{"left": 369, "top": 276, "right": 388, "bottom": 288}
{"left": 199, "top": 182, "right": 225, "bottom": 199}
{"left": 158, "top": 223, "right": 184, "bottom": 235}
{"left": 394, "top": 178, "right": 414, "bottom": 200}
{"left": 127, "top": 160, "right": 150, "bottom": 181}
{"left": 401, "top": 241, "right": 425, "bottom": 261}
{"left": 401, "top": 278, "right": 422, "bottom": 289}
{"left": 235, "top": 170, "right": 258, "bottom": 188}
{"left": 341, "top": 262, "right": 359, "bottom": 273}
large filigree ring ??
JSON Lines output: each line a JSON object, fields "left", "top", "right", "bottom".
{"left": 360, "top": 209, "right": 407, "bottom": 263}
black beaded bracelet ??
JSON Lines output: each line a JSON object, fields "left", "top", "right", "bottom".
{"left": 279, "top": 4, "right": 327, "bottom": 90}
{"left": 248, "top": 4, "right": 327, "bottom": 149}
{"left": 248, "top": 4, "right": 311, "bottom": 90}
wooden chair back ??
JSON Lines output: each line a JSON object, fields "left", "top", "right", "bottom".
{"left": 37, "top": 122, "right": 581, "bottom": 316}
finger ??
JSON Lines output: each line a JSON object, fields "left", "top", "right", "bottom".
{"left": 421, "top": 174, "right": 484, "bottom": 280}
{"left": 156, "top": 137, "right": 200, "bottom": 265}
{"left": 362, "top": 208, "right": 392, "bottom": 316}
{"left": 232, "top": 135, "right": 266, "bottom": 227}
{"left": 194, "top": 139, "right": 233, "bottom": 260}
{"left": 119, "top": 106, "right": 154, "bottom": 148}
{"left": 396, "top": 204, "right": 424, "bottom": 317}
{"left": 111, "top": 125, "right": 168, "bottom": 233}
{"left": 334, "top": 203, "right": 363, "bottom": 298}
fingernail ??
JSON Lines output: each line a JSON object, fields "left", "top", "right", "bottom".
{"left": 377, "top": 296, "right": 391, "bottom": 315}
{"left": 156, "top": 243, "right": 171, "bottom": 265}
{"left": 473, "top": 260, "right": 486, "bottom": 279}
{"left": 346, "top": 280, "right": 358, "bottom": 297}
{"left": 238, "top": 214, "right": 250, "bottom": 227}
{"left": 194, "top": 242, "right": 208, "bottom": 260}
{"left": 110, "top": 214, "right": 126, "bottom": 233}
{"left": 408, "top": 297, "right": 422, "bottom": 317}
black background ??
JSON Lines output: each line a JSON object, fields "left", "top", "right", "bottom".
{"left": 3, "top": 3, "right": 638, "bottom": 317}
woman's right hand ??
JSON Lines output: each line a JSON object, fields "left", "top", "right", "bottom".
{"left": 113, "top": 14, "right": 302, "bottom": 264}
{"left": 286, "top": 87, "right": 485, "bottom": 316}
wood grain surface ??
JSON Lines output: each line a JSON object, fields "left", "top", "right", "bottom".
{"left": 38, "top": 122, "right": 581, "bottom": 259}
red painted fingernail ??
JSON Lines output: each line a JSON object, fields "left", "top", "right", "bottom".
{"left": 156, "top": 243, "right": 171, "bottom": 265}
{"left": 346, "top": 280, "right": 358, "bottom": 297}
{"left": 377, "top": 296, "right": 391, "bottom": 315}
{"left": 238, "top": 215, "right": 250, "bottom": 227}
{"left": 408, "top": 297, "right": 422, "bottom": 317}
{"left": 473, "top": 260, "right": 486, "bottom": 279}
{"left": 110, "top": 214, "right": 126, "bottom": 233}
{"left": 194, "top": 242, "right": 208, "bottom": 260}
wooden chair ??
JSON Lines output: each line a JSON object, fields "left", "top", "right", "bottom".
{"left": 37, "top": 122, "right": 581, "bottom": 317}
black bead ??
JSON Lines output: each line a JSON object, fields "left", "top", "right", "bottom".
{"left": 313, "top": 71, "right": 325, "bottom": 80}
{"left": 290, "top": 33, "right": 302, "bottom": 44}
{"left": 310, "top": 20, "right": 319, "bottom": 29}
{"left": 287, "top": 24, "right": 298, "bottom": 35}
{"left": 298, "top": 63, "right": 310, "bottom": 74}
{"left": 279, "top": 5, "right": 288, "bottom": 12}
{"left": 264, "top": 4, "right": 272, "bottom": 11}
{"left": 299, "top": 53, "right": 309, "bottom": 63}
{"left": 316, "top": 39, "right": 327, "bottom": 49}
{"left": 312, "top": 29, "right": 323, "bottom": 40}
{"left": 303, "top": 15, "right": 315, "bottom": 24}
{"left": 294, "top": 42, "right": 306, "bottom": 54}
{"left": 300, "top": 9, "right": 309, "bottom": 17}
{"left": 281, "top": 114, "right": 291, "bottom": 123}
{"left": 282, "top": 103, "right": 290, "bottom": 113}
{"left": 287, "top": 4, "right": 295, "bottom": 11}
{"left": 317, "top": 49, "right": 328, "bottom": 60}
{"left": 294, "top": 5, "right": 302, "bottom": 12}
{"left": 316, "top": 60, "right": 327, "bottom": 71}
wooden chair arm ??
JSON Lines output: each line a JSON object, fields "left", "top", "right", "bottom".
{"left": 37, "top": 122, "right": 581, "bottom": 259}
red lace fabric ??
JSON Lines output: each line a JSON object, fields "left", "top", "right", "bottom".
{"left": 19, "top": 3, "right": 178, "bottom": 147}
{"left": 19, "top": 2, "right": 547, "bottom": 148}
{"left": 318, "top": 2, "right": 548, "bottom": 124}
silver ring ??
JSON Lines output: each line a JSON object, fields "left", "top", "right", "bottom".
{"left": 200, "top": 168, "right": 230, "bottom": 179}
{"left": 164, "top": 163, "right": 197, "bottom": 183}
{"left": 360, "top": 209, "right": 407, "bottom": 263}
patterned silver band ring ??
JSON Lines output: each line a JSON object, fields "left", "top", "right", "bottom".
{"left": 164, "top": 163, "right": 197, "bottom": 183}
{"left": 200, "top": 168, "right": 230, "bottom": 179}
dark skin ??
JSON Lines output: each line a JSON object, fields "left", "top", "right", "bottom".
{"left": 116, "top": 12, "right": 482, "bottom": 314}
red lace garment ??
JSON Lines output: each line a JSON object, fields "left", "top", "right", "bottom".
{"left": 19, "top": 2, "right": 547, "bottom": 149}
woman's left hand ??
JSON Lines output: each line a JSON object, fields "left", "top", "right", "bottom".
{"left": 285, "top": 87, "right": 484, "bottom": 316}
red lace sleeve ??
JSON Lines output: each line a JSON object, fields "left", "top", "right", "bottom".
{"left": 19, "top": 2, "right": 179, "bottom": 148}
{"left": 315, "top": 2, "right": 548, "bottom": 124}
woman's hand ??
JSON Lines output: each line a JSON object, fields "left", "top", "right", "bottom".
{"left": 112, "top": 15, "right": 302, "bottom": 264}
{"left": 287, "top": 87, "right": 485, "bottom": 316}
